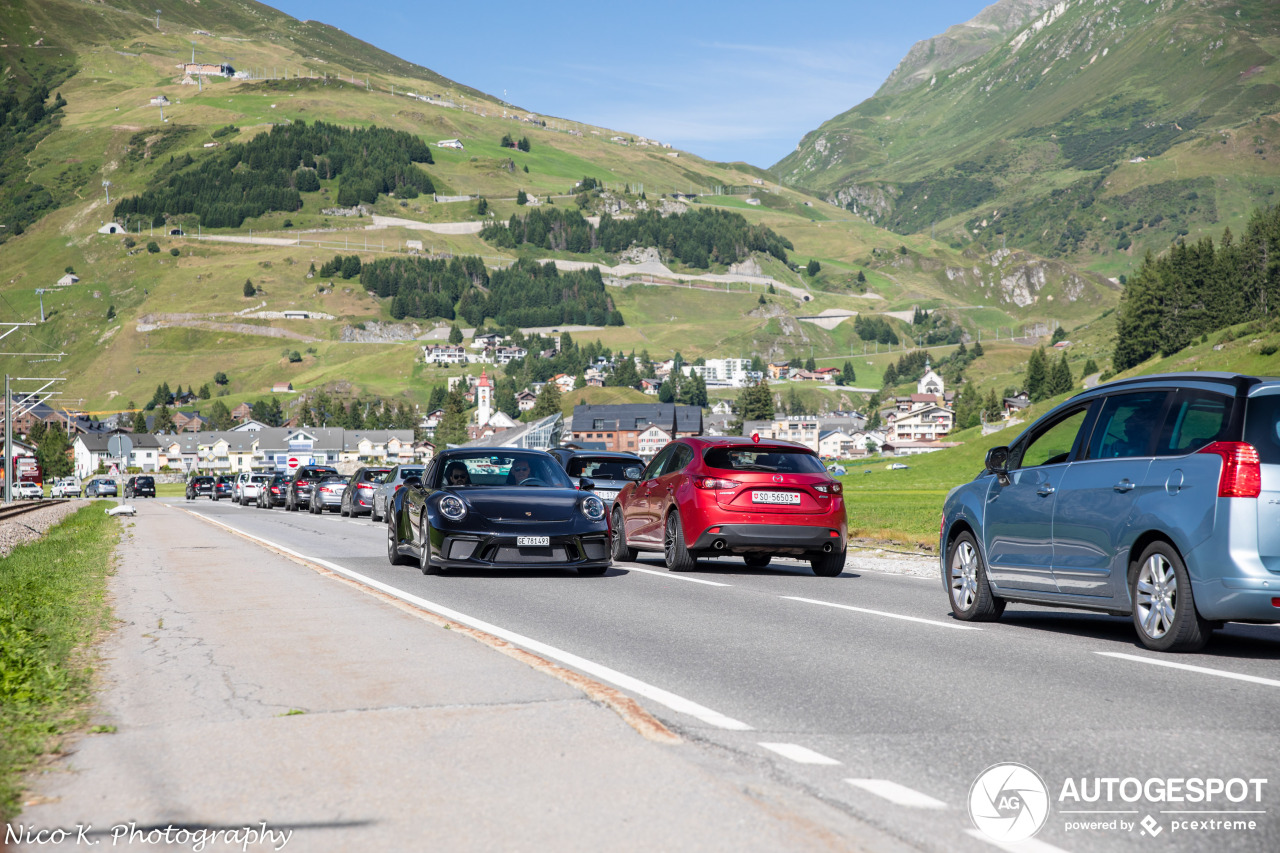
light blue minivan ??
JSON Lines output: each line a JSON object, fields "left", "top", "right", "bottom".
{"left": 941, "top": 372, "right": 1280, "bottom": 651}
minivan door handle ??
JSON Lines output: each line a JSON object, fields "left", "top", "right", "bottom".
{"left": 1037, "top": 485, "right": 1056, "bottom": 497}
{"left": 1114, "top": 480, "right": 1136, "bottom": 493}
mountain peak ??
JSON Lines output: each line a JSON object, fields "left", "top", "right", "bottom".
{"left": 876, "top": 0, "right": 1063, "bottom": 96}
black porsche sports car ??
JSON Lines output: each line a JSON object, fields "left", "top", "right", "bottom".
{"left": 386, "top": 448, "right": 612, "bottom": 576}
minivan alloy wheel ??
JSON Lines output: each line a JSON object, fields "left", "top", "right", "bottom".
{"left": 951, "top": 539, "right": 980, "bottom": 611}
{"left": 1135, "top": 552, "right": 1178, "bottom": 639}
{"left": 1129, "top": 541, "right": 1209, "bottom": 652}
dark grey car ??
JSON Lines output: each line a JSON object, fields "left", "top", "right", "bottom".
{"left": 941, "top": 372, "right": 1280, "bottom": 651}
{"left": 547, "top": 448, "right": 644, "bottom": 505}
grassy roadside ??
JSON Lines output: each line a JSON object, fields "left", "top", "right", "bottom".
{"left": 0, "top": 506, "right": 119, "bottom": 821}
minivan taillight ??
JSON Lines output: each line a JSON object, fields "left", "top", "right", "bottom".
{"left": 1198, "top": 441, "right": 1261, "bottom": 498}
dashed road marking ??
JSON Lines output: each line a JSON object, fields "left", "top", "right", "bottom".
{"left": 963, "top": 828, "right": 1073, "bottom": 853}
{"left": 845, "top": 778, "right": 947, "bottom": 809}
{"left": 624, "top": 565, "right": 732, "bottom": 586}
{"left": 758, "top": 743, "right": 841, "bottom": 765}
{"left": 1097, "top": 652, "right": 1280, "bottom": 688}
{"left": 782, "top": 596, "right": 982, "bottom": 630}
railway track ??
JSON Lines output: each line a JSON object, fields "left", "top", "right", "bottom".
{"left": 0, "top": 498, "right": 73, "bottom": 523}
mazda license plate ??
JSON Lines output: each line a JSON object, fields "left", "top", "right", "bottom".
{"left": 752, "top": 491, "right": 801, "bottom": 505}
{"left": 517, "top": 536, "right": 550, "bottom": 547}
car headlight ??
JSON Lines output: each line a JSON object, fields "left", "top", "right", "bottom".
{"left": 580, "top": 495, "right": 605, "bottom": 521}
{"left": 439, "top": 494, "right": 468, "bottom": 521}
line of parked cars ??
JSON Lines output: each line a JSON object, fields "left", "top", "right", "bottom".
{"left": 384, "top": 440, "right": 849, "bottom": 578}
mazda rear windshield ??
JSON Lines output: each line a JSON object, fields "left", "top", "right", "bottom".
{"left": 703, "top": 447, "right": 826, "bottom": 474}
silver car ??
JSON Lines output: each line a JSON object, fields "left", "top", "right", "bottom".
{"left": 370, "top": 465, "right": 424, "bottom": 522}
{"left": 941, "top": 371, "right": 1280, "bottom": 651}
{"left": 309, "top": 475, "right": 348, "bottom": 514}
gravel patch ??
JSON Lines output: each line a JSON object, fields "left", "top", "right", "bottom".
{"left": 846, "top": 547, "right": 938, "bottom": 578}
{"left": 0, "top": 499, "right": 92, "bottom": 558}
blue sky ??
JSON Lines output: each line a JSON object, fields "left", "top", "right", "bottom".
{"left": 267, "top": 1, "right": 995, "bottom": 168}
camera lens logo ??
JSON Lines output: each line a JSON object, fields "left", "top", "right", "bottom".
{"left": 968, "top": 763, "right": 1050, "bottom": 842}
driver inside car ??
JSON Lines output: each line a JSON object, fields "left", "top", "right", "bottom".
{"left": 507, "top": 458, "right": 539, "bottom": 484}
{"left": 443, "top": 461, "right": 471, "bottom": 487}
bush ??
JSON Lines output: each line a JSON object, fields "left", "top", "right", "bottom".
{"left": 243, "top": 280, "right": 256, "bottom": 297}
{"left": 146, "top": 241, "right": 160, "bottom": 253}
{"left": 169, "top": 247, "right": 179, "bottom": 257}
{"left": 288, "top": 350, "right": 302, "bottom": 363}
{"left": 123, "top": 237, "right": 135, "bottom": 249}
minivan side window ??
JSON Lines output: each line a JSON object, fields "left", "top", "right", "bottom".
{"left": 1086, "top": 391, "right": 1169, "bottom": 460}
{"left": 1155, "top": 391, "right": 1234, "bottom": 456}
{"left": 1015, "top": 407, "right": 1089, "bottom": 469}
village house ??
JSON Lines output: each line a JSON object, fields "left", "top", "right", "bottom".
{"left": 515, "top": 390, "right": 538, "bottom": 412}
{"left": 891, "top": 403, "right": 955, "bottom": 442}
{"left": 568, "top": 404, "right": 702, "bottom": 458}
{"left": 422, "top": 344, "right": 468, "bottom": 365}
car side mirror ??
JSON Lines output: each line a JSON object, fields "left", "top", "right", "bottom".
{"left": 623, "top": 467, "right": 642, "bottom": 481}
{"left": 579, "top": 477, "right": 596, "bottom": 492}
{"left": 403, "top": 476, "right": 422, "bottom": 490}
{"left": 985, "top": 446, "right": 1011, "bottom": 485}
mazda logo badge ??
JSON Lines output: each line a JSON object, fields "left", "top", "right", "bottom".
{"left": 773, "top": 475, "right": 784, "bottom": 483}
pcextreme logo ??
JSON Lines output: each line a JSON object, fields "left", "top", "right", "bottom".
{"left": 968, "top": 763, "right": 1051, "bottom": 842}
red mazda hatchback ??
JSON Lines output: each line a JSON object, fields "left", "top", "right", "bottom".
{"left": 611, "top": 436, "right": 847, "bottom": 575}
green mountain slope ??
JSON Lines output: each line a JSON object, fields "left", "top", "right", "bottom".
{"left": 0, "top": 0, "right": 1128, "bottom": 414}
{"left": 775, "top": 0, "right": 1280, "bottom": 273}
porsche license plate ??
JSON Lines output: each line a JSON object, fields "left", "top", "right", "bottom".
{"left": 517, "top": 536, "right": 550, "bottom": 547}
{"left": 595, "top": 490, "right": 619, "bottom": 501}
{"left": 752, "top": 491, "right": 801, "bottom": 505}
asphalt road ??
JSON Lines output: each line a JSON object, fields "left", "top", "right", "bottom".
{"left": 172, "top": 497, "right": 1280, "bottom": 853}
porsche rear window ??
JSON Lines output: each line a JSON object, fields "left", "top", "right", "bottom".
{"left": 703, "top": 447, "right": 826, "bottom": 474}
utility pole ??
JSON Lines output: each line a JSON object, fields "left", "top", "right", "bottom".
{"left": 3, "top": 375, "right": 10, "bottom": 503}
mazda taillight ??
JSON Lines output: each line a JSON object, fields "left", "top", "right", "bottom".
{"left": 694, "top": 477, "right": 740, "bottom": 490}
{"left": 1197, "top": 441, "right": 1261, "bottom": 498}
{"left": 814, "top": 482, "right": 843, "bottom": 495}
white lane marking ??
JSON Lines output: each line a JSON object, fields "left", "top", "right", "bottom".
{"left": 844, "top": 778, "right": 947, "bottom": 809}
{"left": 1097, "top": 652, "right": 1280, "bottom": 688}
{"left": 186, "top": 512, "right": 754, "bottom": 731}
{"left": 624, "top": 565, "right": 732, "bottom": 586}
{"left": 782, "top": 596, "right": 982, "bottom": 630}
{"left": 963, "top": 828, "right": 1073, "bottom": 853}
{"left": 758, "top": 743, "right": 841, "bottom": 765}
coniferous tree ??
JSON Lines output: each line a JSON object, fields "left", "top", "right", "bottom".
{"left": 530, "top": 381, "right": 562, "bottom": 418}
{"left": 1026, "top": 346, "right": 1049, "bottom": 401}
{"left": 842, "top": 361, "right": 856, "bottom": 385}
{"left": 1049, "top": 352, "right": 1073, "bottom": 396}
